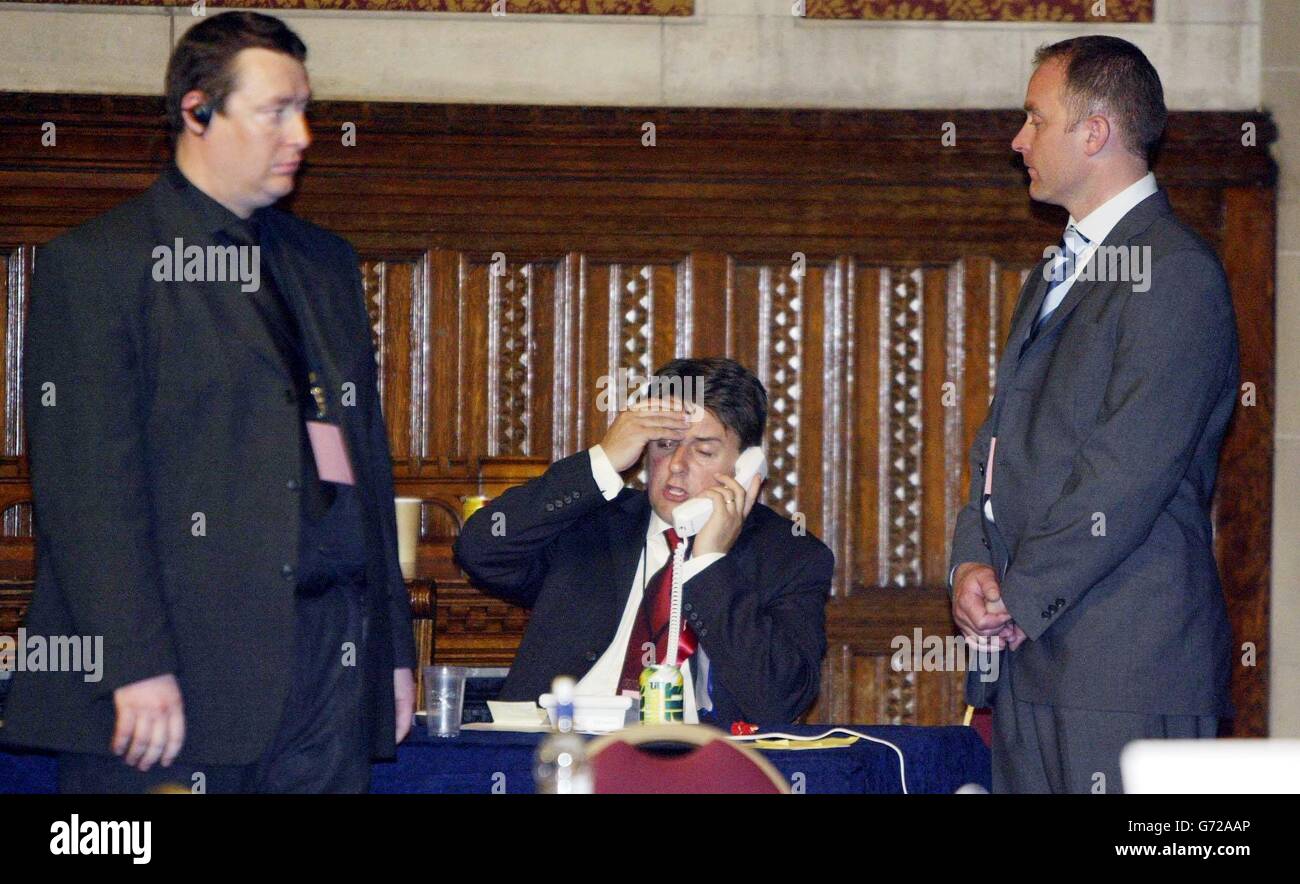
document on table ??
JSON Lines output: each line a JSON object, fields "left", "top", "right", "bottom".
{"left": 475, "top": 700, "right": 550, "bottom": 730}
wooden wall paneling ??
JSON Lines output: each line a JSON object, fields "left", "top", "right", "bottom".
{"left": 921, "top": 264, "right": 952, "bottom": 585}
{"left": 550, "top": 252, "right": 582, "bottom": 460}
{"left": 943, "top": 261, "right": 969, "bottom": 572}
{"left": 3, "top": 247, "right": 29, "bottom": 459}
{"left": 748, "top": 260, "right": 809, "bottom": 521}
{"left": 727, "top": 261, "right": 759, "bottom": 382}
{"left": 797, "top": 260, "right": 828, "bottom": 545}
{"left": 525, "top": 260, "right": 557, "bottom": 460}
{"left": 1, "top": 246, "right": 33, "bottom": 540}
{"left": 1216, "top": 186, "right": 1275, "bottom": 737}
{"left": 686, "top": 251, "right": 728, "bottom": 358}
{"left": 647, "top": 262, "right": 682, "bottom": 376}
{"left": 821, "top": 257, "right": 853, "bottom": 597}
{"left": 360, "top": 256, "right": 423, "bottom": 461}
{"left": 849, "top": 263, "right": 883, "bottom": 591}
{"left": 427, "top": 249, "right": 460, "bottom": 459}
{"left": 488, "top": 258, "right": 540, "bottom": 457}
{"left": 0, "top": 95, "right": 1276, "bottom": 733}
{"left": 459, "top": 255, "right": 492, "bottom": 459}
{"left": 959, "top": 257, "right": 994, "bottom": 523}
{"left": 578, "top": 255, "right": 612, "bottom": 452}
{"left": 996, "top": 265, "right": 1025, "bottom": 359}
{"left": 880, "top": 264, "right": 926, "bottom": 588}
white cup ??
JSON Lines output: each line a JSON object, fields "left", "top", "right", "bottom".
{"left": 394, "top": 497, "right": 422, "bottom": 579}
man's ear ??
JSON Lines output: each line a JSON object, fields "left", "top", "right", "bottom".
{"left": 1082, "top": 112, "right": 1112, "bottom": 157}
{"left": 180, "top": 90, "right": 213, "bottom": 135}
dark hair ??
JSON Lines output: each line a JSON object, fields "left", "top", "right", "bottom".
{"left": 1033, "top": 35, "right": 1166, "bottom": 160}
{"left": 649, "top": 357, "right": 767, "bottom": 450}
{"left": 164, "top": 11, "right": 307, "bottom": 140}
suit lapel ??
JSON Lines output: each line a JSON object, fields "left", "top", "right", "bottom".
{"left": 260, "top": 214, "right": 352, "bottom": 428}
{"left": 993, "top": 257, "right": 1052, "bottom": 395}
{"left": 606, "top": 492, "right": 652, "bottom": 618}
{"left": 1020, "top": 190, "right": 1172, "bottom": 356}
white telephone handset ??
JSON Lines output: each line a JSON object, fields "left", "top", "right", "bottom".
{"left": 662, "top": 446, "right": 767, "bottom": 667}
{"left": 671, "top": 446, "right": 768, "bottom": 538}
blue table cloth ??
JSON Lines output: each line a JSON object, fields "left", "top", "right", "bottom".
{"left": 0, "top": 724, "right": 989, "bottom": 794}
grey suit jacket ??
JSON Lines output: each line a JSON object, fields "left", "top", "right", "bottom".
{"left": 949, "top": 189, "right": 1238, "bottom": 717}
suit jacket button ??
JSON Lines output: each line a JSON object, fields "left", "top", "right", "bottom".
{"left": 978, "top": 462, "right": 986, "bottom": 475}
{"left": 981, "top": 538, "right": 990, "bottom": 549}
{"left": 546, "top": 503, "right": 554, "bottom": 512}
{"left": 585, "top": 650, "right": 597, "bottom": 662}
{"left": 1042, "top": 611, "right": 1050, "bottom": 619}
{"left": 287, "top": 478, "right": 300, "bottom": 490}
{"left": 281, "top": 564, "right": 295, "bottom": 581}
{"left": 684, "top": 603, "right": 692, "bottom": 612}
{"left": 1055, "top": 597, "right": 1065, "bottom": 606}
{"left": 574, "top": 490, "right": 581, "bottom": 499}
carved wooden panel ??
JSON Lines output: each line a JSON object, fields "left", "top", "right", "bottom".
{"left": 0, "top": 96, "right": 1276, "bottom": 734}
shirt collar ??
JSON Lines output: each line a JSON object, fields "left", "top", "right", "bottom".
{"left": 163, "top": 159, "right": 266, "bottom": 243}
{"left": 647, "top": 510, "right": 671, "bottom": 542}
{"left": 1068, "top": 171, "right": 1158, "bottom": 246}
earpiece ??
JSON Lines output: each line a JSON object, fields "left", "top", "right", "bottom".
{"left": 192, "top": 104, "right": 213, "bottom": 126}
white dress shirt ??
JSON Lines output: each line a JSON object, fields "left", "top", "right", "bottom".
{"left": 574, "top": 444, "right": 723, "bottom": 721}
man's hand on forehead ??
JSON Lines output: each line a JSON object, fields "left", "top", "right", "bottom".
{"left": 600, "top": 398, "right": 691, "bottom": 472}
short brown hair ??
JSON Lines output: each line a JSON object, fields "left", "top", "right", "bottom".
{"left": 650, "top": 357, "right": 768, "bottom": 450}
{"left": 164, "top": 11, "right": 307, "bottom": 140}
{"left": 1033, "top": 35, "right": 1166, "bottom": 160}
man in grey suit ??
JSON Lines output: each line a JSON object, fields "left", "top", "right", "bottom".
{"left": 949, "top": 35, "right": 1238, "bottom": 793}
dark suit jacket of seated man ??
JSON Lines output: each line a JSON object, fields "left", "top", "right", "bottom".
{"left": 453, "top": 358, "right": 833, "bottom": 727}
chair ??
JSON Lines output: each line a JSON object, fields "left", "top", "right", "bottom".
{"left": 585, "top": 724, "right": 790, "bottom": 794}
{"left": 964, "top": 705, "right": 993, "bottom": 748}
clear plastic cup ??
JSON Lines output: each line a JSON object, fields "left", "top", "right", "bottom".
{"left": 424, "top": 665, "right": 467, "bottom": 738}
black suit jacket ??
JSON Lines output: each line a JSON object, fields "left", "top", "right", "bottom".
{"left": 949, "top": 190, "right": 1237, "bottom": 716}
{"left": 0, "top": 166, "right": 416, "bottom": 764}
{"left": 453, "top": 451, "right": 832, "bottom": 726}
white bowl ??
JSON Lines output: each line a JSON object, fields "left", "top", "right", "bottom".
{"left": 537, "top": 694, "right": 634, "bottom": 734}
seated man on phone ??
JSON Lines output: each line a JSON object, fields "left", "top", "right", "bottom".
{"left": 454, "top": 357, "right": 832, "bottom": 726}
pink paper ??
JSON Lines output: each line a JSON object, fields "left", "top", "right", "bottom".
{"left": 306, "top": 420, "right": 355, "bottom": 485}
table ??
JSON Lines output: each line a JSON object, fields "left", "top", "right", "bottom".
{"left": 0, "top": 724, "right": 989, "bottom": 794}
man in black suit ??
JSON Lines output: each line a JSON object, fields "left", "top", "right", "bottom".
{"left": 454, "top": 357, "right": 832, "bottom": 726}
{"left": 0, "top": 12, "right": 415, "bottom": 792}
{"left": 949, "top": 36, "right": 1238, "bottom": 793}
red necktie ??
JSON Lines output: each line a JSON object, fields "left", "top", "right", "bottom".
{"left": 618, "top": 528, "right": 698, "bottom": 692}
